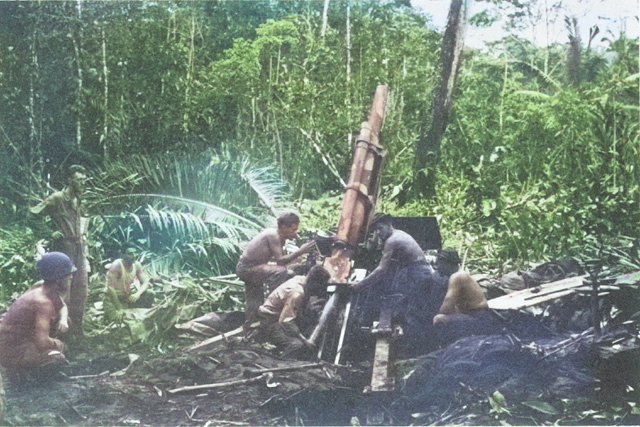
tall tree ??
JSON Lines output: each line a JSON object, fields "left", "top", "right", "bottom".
{"left": 565, "top": 15, "right": 581, "bottom": 86}
{"left": 412, "top": 0, "right": 468, "bottom": 198}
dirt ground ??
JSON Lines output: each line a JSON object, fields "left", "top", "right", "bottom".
{"left": 3, "top": 326, "right": 640, "bottom": 426}
{"left": 3, "top": 276, "right": 640, "bottom": 427}
{"left": 1, "top": 331, "right": 374, "bottom": 427}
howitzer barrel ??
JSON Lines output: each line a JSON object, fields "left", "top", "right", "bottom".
{"left": 311, "top": 85, "right": 388, "bottom": 347}
{"left": 323, "top": 85, "right": 388, "bottom": 284}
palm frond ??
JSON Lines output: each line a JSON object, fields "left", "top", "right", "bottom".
{"left": 105, "top": 194, "right": 262, "bottom": 237}
{"left": 145, "top": 204, "right": 210, "bottom": 240}
{"left": 85, "top": 150, "right": 291, "bottom": 276}
{"left": 238, "top": 158, "right": 289, "bottom": 216}
{"left": 508, "top": 59, "right": 562, "bottom": 91}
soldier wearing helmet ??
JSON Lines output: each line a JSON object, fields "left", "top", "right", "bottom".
{"left": 0, "top": 252, "right": 74, "bottom": 375}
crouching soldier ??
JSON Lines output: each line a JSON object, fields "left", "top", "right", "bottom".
{"left": 104, "top": 247, "right": 152, "bottom": 322}
{"left": 432, "top": 248, "right": 489, "bottom": 325}
{"left": 257, "top": 265, "right": 330, "bottom": 358}
{"left": 0, "top": 252, "right": 72, "bottom": 377}
{"left": 431, "top": 248, "right": 504, "bottom": 346}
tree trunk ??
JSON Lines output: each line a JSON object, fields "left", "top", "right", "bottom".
{"left": 412, "top": 0, "right": 468, "bottom": 199}
{"left": 101, "top": 28, "right": 109, "bottom": 160}
{"left": 345, "top": 1, "right": 351, "bottom": 127}
{"left": 321, "top": 0, "right": 330, "bottom": 38}
{"left": 28, "top": 21, "right": 43, "bottom": 178}
{"left": 73, "top": 0, "right": 84, "bottom": 149}
{"left": 566, "top": 16, "right": 581, "bottom": 86}
{"left": 183, "top": 14, "right": 196, "bottom": 133}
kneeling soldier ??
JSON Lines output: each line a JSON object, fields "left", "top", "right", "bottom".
{"left": 257, "top": 265, "right": 330, "bottom": 358}
{"left": 0, "top": 252, "right": 72, "bottom": 376}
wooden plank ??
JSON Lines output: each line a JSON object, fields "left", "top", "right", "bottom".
{"left": 243, "top": 363, "right": 322, "bottom": 377}
{"left": 369, "top": 296, "right": 398, "bottom": 392}
{"left": 186, "top": 322, "right": 259, "bottom": 352}
{"left": 168, "top": 373, "right": 269, "bottom": 394}
{"left": 370, "top": 336, "right": 394, "bottom": 392}
{"left": 488, "top": 275, "right": 587, "bottom": 310}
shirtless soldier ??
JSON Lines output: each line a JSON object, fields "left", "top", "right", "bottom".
{"left": 350, "top": 220, "right": 429, "bottom": 293}
{"left": 236, "top": 213, "right": 316, "bottom": 327}
{"left": 350, "top": 219, "right": 436, "bottom": 356}
{"left": 0, "top": 252, "right": 72, "bottom": 376}
{"left": 432, "top": 248, "right": 489, "bottom": 325}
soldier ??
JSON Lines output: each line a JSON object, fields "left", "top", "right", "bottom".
{"left": 350, "top": 219, "right": 439, "bottom": 356}
{"left": 257, "top": 265, "right": 330, "bottom": 358}
{"left": 0, "top": 253, "right": 72, "bottom": 376}
{"left": 432, "top": 248, "right": 489, "bottom": 325}
{"left": 104, "top": 247, "right": 152, "bottom": 322}
{"left": 31, "top": 165, "right": 89, "bottom": 337}
{"left": 236, "top": 213, "right": 316, "bottom": 327}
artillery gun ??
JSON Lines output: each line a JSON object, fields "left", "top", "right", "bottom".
{"left": 309, "top": 86, "right": 441, "bottom": 394}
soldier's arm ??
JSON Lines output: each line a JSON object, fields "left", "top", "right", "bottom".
{"left": 106, "top": 263, "right": 121, "bottom": 290}
{"left": 275, "top": 239, "right": 316, "bottom": 266}
{"left": 437, "top": 279, "right": 460, "bottom": 315}
{"left": 30, "top": 198, "right": 49, "bottom": 216}
{"left": 57, "top": 300, "right": 69, "bottom": 333}
{"left": 279, "top": 292, "right": 304, "bottom": 337}
{"left": 130, "top": 263, "right": 149, "bottom": 302}
{"left": 351, "top": 239, "right": 395, "bottom": 292}
{"left": 33, "top": 300, "right": 65, "bottom": 351}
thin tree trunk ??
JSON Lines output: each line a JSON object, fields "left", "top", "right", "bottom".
{"left": 345, "top": 1, "right": 351, "bottom": 84}
{"left": 101, "top": 28, "right": 109, "bottom": 160}
{"left": 29, "top": 21, "right": 43, "bottom": 178}
{"left": 413, "top": 0, "right": 468, "bottom": 198}
{"left": 499, "top": 59, "right": 508, "bottom": 133}
{"left": 566, "top": 16, "right": 581, "bottom": 86}
{"left": 321, "top": 0, "right": 330, "bottom": 38}
{"left": 183, "top": 14, "right": 196, "bottom": 133}
{"left": 73, "top": 0, "right": 83, "bottom": 148}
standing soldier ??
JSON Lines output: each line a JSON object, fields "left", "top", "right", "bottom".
{"left": 31, "top": 164, "right": 89, "bottom": 337}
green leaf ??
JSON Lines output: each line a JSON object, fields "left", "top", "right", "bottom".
{"left": 522, "top": 400, "right": 559, "bottom": 414}
{"left": 489, "top": 391, "right": 511, "bottom": 414}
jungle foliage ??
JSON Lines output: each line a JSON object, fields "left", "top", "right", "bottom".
{"left": 0, "top": 0, "right": 638, "bottom": 303}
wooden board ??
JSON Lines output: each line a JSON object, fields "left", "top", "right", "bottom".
{"left": 370, "top": 336, "right": 393, "bottom": 392}
{"left": 186, "top": 321, "right": 259, "bottom": 352}
{"left": 488, "top": 275, "right": 587, "bottom": 310}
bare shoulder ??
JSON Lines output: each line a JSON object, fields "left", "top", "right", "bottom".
{"left": 107, "top": 259, "right": 123, "bottom": 273}
{"left": 449, "top": 270, "right": 480, "bottom": 290}
{"left": 450, "top": 270, "right": 472, "bottom": 281}
{"left": 29, "top": 288, "right": 55, "bottom": 312}
{"left": 263, "top": 228, "right": 280, "bottom": 240}
{"left": 385, "top": 230, "right": 412, "bottom": 249}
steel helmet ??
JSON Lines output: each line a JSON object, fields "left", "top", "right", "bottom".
{"left": 37, "top": 252, "right": 76, "bottom": 281}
